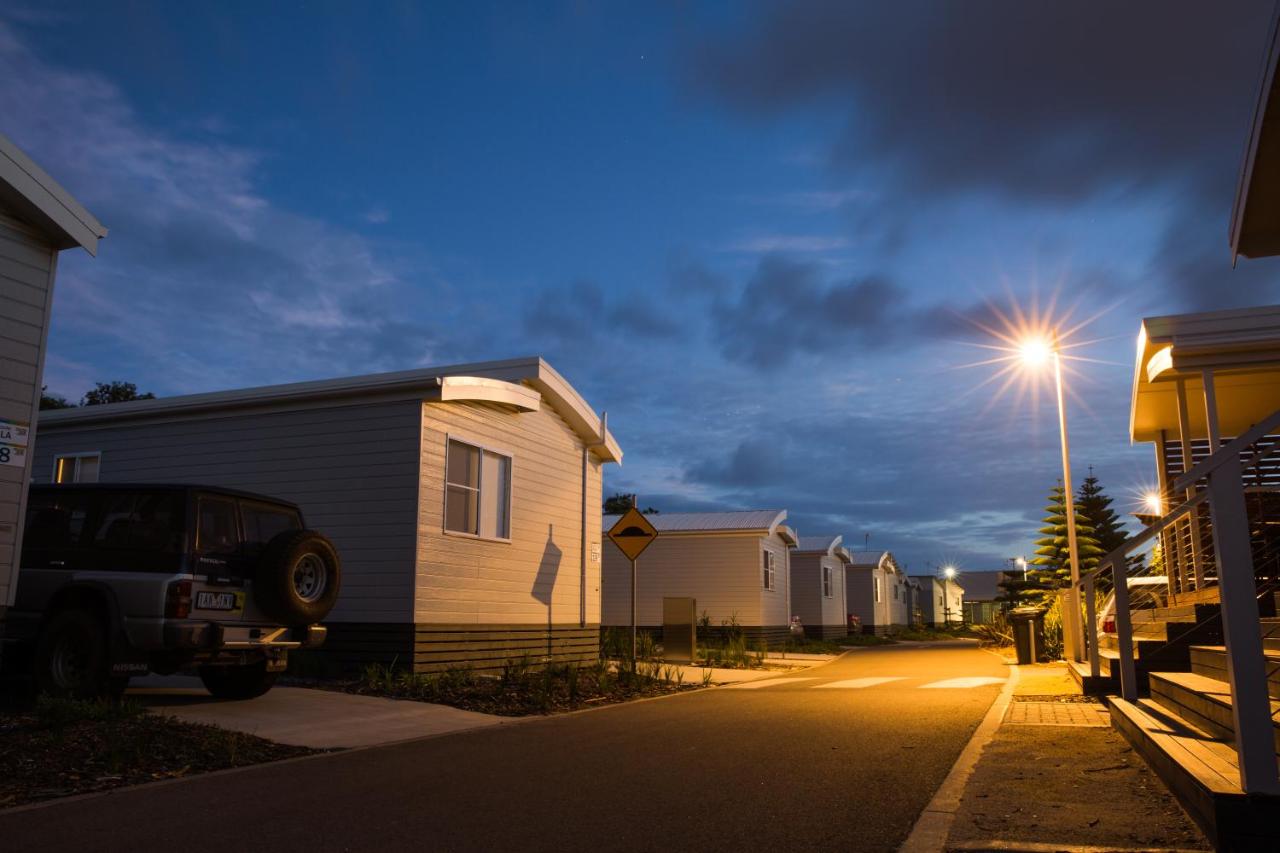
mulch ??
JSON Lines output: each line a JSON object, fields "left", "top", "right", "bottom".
{"left": 0, "top": 709, "right": 321, "bottom": 809}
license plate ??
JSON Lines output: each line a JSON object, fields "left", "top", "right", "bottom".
{"left": 195, "top": 590, "right": 241, "bottom": 611}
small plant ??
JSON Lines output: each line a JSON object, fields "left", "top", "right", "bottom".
{"left": 635, "top": 631, "right": 657, "bottom": 662}
{"left": 702, "top": 668, "right": 713, "bottom": 687}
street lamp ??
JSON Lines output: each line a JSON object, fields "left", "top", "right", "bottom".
{"left": 1015, "top": 556, "right": 1028, "bottom": 582}
{"left": 942, "top": 565, "right": 956, "bottom": 626}
{"left": 1018, "top": 334, "right": 1085, "bottom": 661}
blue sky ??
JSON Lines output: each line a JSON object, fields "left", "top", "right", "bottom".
{"left": 4, "top": 1, "right": 1279, "bottom": 575}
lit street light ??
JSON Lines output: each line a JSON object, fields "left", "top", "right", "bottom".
{"left": 942, "top": 564, "right": 957, "bottom": 625}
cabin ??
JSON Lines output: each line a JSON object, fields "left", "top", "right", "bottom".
{"left": 845, "top": 550, "right": 908, "bottom": 634}
{"left": 910, "top": 574, "right": 964, "bottom": 628}
{"left": 29, "top": 357, "right": 621, "bottom": 673}
{"left": 601, "top": 510, "right": 798, "bottom": 645}
{"left": 1073, "top": 305, "right": 1280, "bottom": 846}
{"left": 956, "top": 570, "right": 1015, "bottom": 625}
{"left": 0, "top": 133, "right": 106, "bottom": 639}
{"left": 789, "top": 535, "right": 851, "bottom": 639}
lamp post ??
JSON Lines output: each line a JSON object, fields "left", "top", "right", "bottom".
{"left": 1015, "top": 556, "right": 1028, "bottom": 582}
{"left": 1019, "top": 336, "right": 1085, "bottom": 661}
{"left": 942, "top": 565, "right": 956, "bottom": 626}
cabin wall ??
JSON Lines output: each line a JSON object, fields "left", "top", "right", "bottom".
{"left": 0, "top": 212, "right": 56, "bottom": 611}
{"left": 790, "top": 551, "right": 848, "bottom": 638}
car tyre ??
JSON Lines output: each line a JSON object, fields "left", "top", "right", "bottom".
{"left": 255, "top": 530, "right": 342, "bottom": 625}
{"left": 34, "top": 608, "right": 111, "bottom": 699}
{"left": 198, "top": 661, "right": 277, "bottom": 700}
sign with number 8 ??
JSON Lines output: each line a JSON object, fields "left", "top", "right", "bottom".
{"left": 0, "top": 443, "right": 26, "bottom": 468}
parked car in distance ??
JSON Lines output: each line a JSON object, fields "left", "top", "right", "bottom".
{"left": 1097, "top": 576, "right": 1168, "bottom": 634}
{"left": 7, "top": 484, "right": 341, "bottom": 700}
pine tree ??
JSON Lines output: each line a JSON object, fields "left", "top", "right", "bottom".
{"left": 1025, "top": 482, "right": 1104, "bottom": 601}
{"left": 1076, "top": 470, "right": 1128, "bottom": 557}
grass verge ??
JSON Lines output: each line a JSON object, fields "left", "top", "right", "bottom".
{"left": 0, "top": 696, "right": 320, "bottom": 809}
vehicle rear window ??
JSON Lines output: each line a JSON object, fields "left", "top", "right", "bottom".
{"left": 23, "top": 492, "right": 93, "bottom": 549}
{"left": 197, "top": 497, "right": 240, "bottom": 555}
{"left": 91, "top": 491, "right": 185, "bottom": 553}
{"left": 241, "top": 502, "right": 302, "bottom": 554}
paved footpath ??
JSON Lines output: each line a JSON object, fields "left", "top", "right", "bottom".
{"left": 0, "top": 642, "right": 1007, "bottom": 853}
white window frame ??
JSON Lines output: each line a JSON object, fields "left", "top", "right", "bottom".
{"left": 822, "top": 565, "right": 833, "bottom": 598}
{"left": 762, "top": 549, "right": 776, "bottom": 591}
{"left": 442, "top": 435, "right": 513, "bottom": 543}
{"left": 874, "top": 575, "right": 882, "bottom": 603}
{"left": 52, "top": 452, "right": 101, "bottom": 484}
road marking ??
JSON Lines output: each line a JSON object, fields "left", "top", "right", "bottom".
{"left": 730, "top": 677, "right": 821, "bottom": 689}
{"left": 918, "top": 677, "right": 1006, "bottom": 689}
{"left": 814, "top": 677, "right": 907, "bottom": 689}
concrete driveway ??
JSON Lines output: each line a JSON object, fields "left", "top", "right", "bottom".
{"left": 129, "top": 676, "right": 507, "bottom": 749}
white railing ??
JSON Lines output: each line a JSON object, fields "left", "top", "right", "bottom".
{"left": 1074, "top": 405, "right": 1280, "bottom": 795}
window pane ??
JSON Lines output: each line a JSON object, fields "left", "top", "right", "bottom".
{"left": 24, "top": 492, "right": 92, "bottom": 548}
{"left": 54, "top": 457, "right": 73, "bottom": 484}
{"left": 445, "top": 484, "right": 478, "bottom": 534}
{"left": 479, "top": 450, "right": 511, "bottom": 539}
{"left": 446, "top": 440, "right": 479, "bottom": 488}
{"left": 131, "top": 493, "right": 185, "bottom": 552}
{"left": 93, "top": 492, "right": 138, "bottom": 548}
{"left": 76, "top": 456, "right": 100, "bottom": 483}
{"left": 197, "top": 498, "right": 239, "bottom": 554}
{"left": 242, "top": 502, "right": 301, "bottom": 554}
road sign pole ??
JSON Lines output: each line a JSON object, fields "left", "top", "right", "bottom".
{"left": 630, "top": 557, "right": 637, "bottom": 669}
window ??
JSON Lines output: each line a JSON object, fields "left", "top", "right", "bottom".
{"left": 23, "top": 491, "right": 93, "bottom": 549}
{"left": 762, "top": 550, "right": 776, "bottom": 590}
{"left": 242, "top": 501, "right": 302, "bottom": 555}
{"left": 822, "top": 565, "right": 833, "bottom": 598}
{"left": 874, "top": 576, "right": 882, "bottom": 603}
{"left": 894, "top": 584, "right": 899, "bottom": 601}
{"left": 197, "top": 497, "right": 240, "bottom": 555}
{"left": 53, "top": 453, "right": 100, "bottom": 484}
{"left": 444, "top": 438, "right": 511, "bottom": 540}
{"left": 89, "top": 490, "right": 186, "bottom": 558}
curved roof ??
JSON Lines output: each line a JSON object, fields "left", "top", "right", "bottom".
{"left": 38, "top": 356, "right": 621, "bottom": 463}
{"left": 1130, "top": 307, "right": 1280, "bottom": 443}
{"left": 605, "top": 509, "right": 787, "bottom": 536}
{"left": 846, "top": 549, "right": 899, "bottom": 573}
{"left": 795, "top": 534, "right": 843, "bottom": 555}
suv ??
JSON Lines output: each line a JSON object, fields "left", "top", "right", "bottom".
{"left": 7, "top": 484, "right": 341, "bottom": 700}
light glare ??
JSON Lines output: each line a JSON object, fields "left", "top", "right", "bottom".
{"left": 1018, "top": 337, "right": 1053, "bottom": 368}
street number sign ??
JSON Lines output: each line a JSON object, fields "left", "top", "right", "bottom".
{"left": 0, "top": 418, "right": 29, "bottom": 447}
{"left": 0, "top": 443, "right": 26, "bottom": 469}
{"left": 607, "top": 507, "right": 658, "bottom": 561}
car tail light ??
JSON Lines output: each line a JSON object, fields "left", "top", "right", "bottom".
{"left": 165, "top": 579, "right": 192, "bottom": 619}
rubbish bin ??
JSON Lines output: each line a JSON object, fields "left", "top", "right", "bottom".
{"left": 1008, "top": 606, "right": 1046, "bottom": 665}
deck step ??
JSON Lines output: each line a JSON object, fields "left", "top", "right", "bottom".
{"left": 1066, "top": 657, "right": 1115, "bottom": 695}
{"left": 1189, "top": 645, "right": 1280, "bottom": 700}
{"left": 1107, "top": 696, "right": 1280, "bottom": 849}
{"left": 1149, "top": 671, "right": 1280, "bottom": 754}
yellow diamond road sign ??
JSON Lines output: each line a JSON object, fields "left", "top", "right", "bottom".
{"left": 607, "top": 507, "right": 658, "bottom": 561}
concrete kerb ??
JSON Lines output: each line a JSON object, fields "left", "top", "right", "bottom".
{"left": 898, "top": 658, "right": 1020, "bottom": 853}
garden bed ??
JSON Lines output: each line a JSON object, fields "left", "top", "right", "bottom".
{"left": 295, "top": 657, "right": 700, "bottom": 717}
{"left": 0, "top": 697, "right": 320, "bottom": 809}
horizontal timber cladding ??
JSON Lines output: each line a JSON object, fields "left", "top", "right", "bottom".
{"left": 415, "top": 399, "right": 603, "bottom": 628}
{"left": 30, "top": 400, "right": 423, "bottom": 623}
{"left": 322, "top": 623, "right": 600, "bottom": 672}
{"left": 803, "top": 624, "right": 850, "bottom": 641}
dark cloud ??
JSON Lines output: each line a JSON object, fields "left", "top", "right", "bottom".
{"left": 522, "top": 279, "right": 682, "bottom": 358}
{"left": 711, "top": 255, "right": 906, "bottom": 367}
{"left": 692, "top": 2, "right": 1273, "bottom": 204}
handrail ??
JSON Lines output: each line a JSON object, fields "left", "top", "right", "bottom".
{"left": 1079, "top": 489, "right": 1209, "bottom": 586}
{"left": 1174, "top": 404, "right": 1280, "bottom": 491}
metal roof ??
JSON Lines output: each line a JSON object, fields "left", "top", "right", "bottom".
{"left": 38, "top": 356, "right": 622, "bottom": 463}
{"left": 604, "top": 509, "right": 786, "bottom": 534}
{"left": 846, "top": 550, "right": 897, "bottom": 571}
{"left": 795, "top": 535, "right": 842, "bottom": 553}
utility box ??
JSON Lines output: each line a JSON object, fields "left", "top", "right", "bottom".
{"left": 662, "top": 597, "right": 696, "bottom": 664}
{"left": 1009, "top": 606, "right": 1046, "bottom": 665}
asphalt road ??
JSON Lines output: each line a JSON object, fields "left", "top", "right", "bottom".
{"left": 1, "top": 642, "right": 1007, "bottom": 853}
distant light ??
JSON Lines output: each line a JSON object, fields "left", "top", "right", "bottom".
{"left": 1144, "top": 492, "right": 1163, "bottom": 515}
{"left": 1015, "top": 556, "right": 1027, "bottom": 569}
{"left": 1018, "top": 337, "right": 1053, "bottom": 369}
{"left": 943, "top": 565, "right": 957, "bottom": 579}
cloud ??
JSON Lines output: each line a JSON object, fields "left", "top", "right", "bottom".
{"left": 521, "top": 279, "right": 682, "bottom": 357}
{"left": 0, "top": 22, "right": 462, "bottom": 395}
{"left": 724, "top": 234, "right": 851, "bottom": 253}
{"left": 363, "top": 206, "right": 390, "bottom": 224}
{"left": 691, "top": 2, "right": 1273, "bottom": 204}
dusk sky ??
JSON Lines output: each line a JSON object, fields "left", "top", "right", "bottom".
{"left": 4, "top": 1, "right": 1279, "bottom": 575}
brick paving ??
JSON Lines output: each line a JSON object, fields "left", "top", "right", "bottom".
{"left": 1005, "top": 699, "right": 1110, "bottom": 727}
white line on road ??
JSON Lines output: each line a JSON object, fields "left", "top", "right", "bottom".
{"left": 918, "top": 677, "right": 1006, "bottom": 689}
{"left": 730, "top": 677, "right": 822, "bottom": 689}
{"left": 813, "top": 677, "right": 907, "bottom": 689}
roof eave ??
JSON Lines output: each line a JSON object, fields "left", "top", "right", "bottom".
{"left": 0, "top": 132, "right": 106, "bottom": 255}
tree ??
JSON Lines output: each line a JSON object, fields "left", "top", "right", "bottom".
{"left": 603, "top": 493, "right": 658, "bottom": 514}
{"left": 1076, "top": 470, "right": 1128, "bottom": 556}
{"left": 81, "top": 381, "right": 155, "bottom": 406}
{"left": 39, "top": 385, "right": 74, "bottom": 410}
{"left": 1003, "top": 482, "right": 1104, "bottom": 605}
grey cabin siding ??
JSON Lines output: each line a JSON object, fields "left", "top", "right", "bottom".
{"left": 791, "top": 551, "right": 847, "bottom": 638}
{"left": 0, "top": 212, "right": 56, "bottom": 609}
{"left": 30, "top": 400, "right": 422, "bottom": 623}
